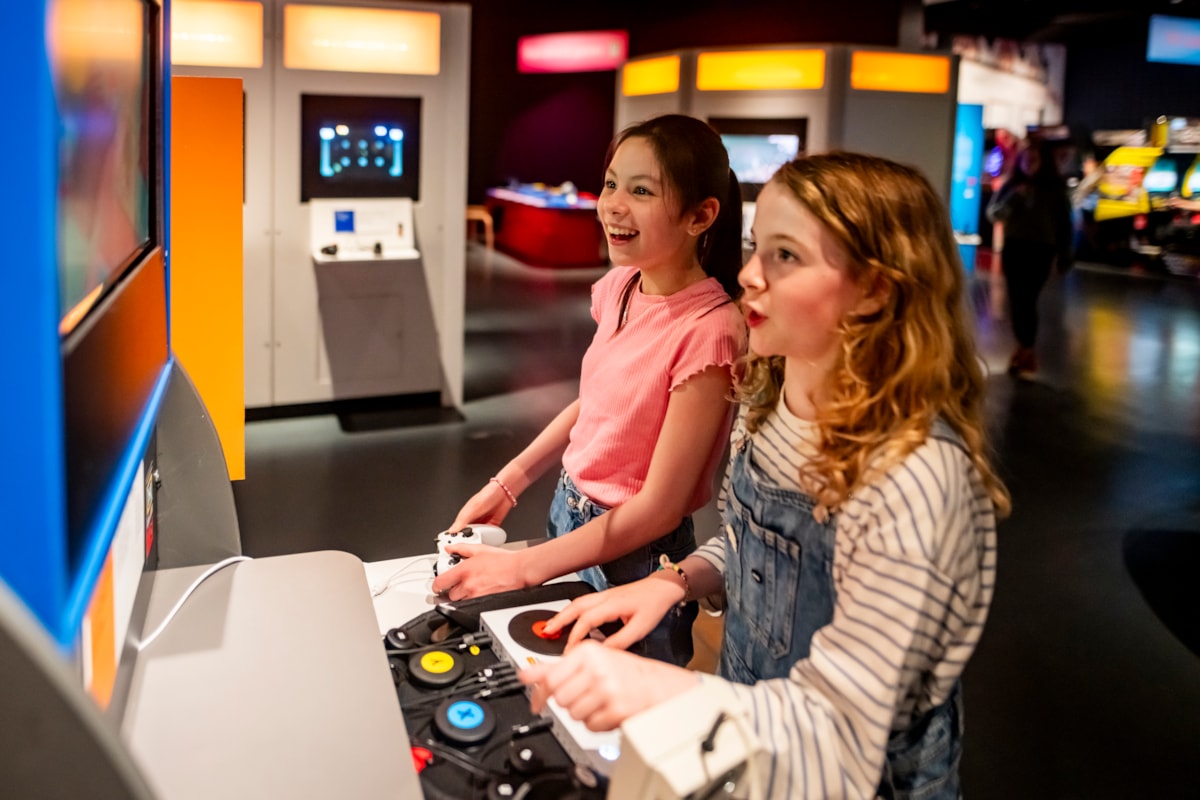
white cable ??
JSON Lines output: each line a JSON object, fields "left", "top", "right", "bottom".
{"left": 370, "top": 555, "right": 437, "bottom": 597}
{"left": 136, "top": 556, "right": 252, "bottom": 651}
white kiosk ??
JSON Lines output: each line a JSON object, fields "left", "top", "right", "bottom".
{"left": 172, "top": 0, "right": 471, "bottom": 410}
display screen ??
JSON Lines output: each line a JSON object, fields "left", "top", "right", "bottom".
{"left": 301, "top": 94, "right": 422, "bottom": 202}
{"left": 720, "top": 134, "right": 803, "bottom": 185}
{"left": 1147, "top": 15, "right": 1200, "bottom": 66}
{"left": 708, "top": 117, "right": 807, "bottom": 199}
{"left": 1144, "top": 159, "right": 1180, "bottom": 193}
{"left": 1187, "top": 159, "right": 1200, "bottom": 196}
{"left": 52, "top": 0, "right": 152, "bottom": 330}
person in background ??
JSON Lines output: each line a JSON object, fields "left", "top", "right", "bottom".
{"left": 987, "top": 137, "right": 1074, "bottom": 379}
{"left": 433, "top": 114, "right": 747, "bottom": 666}
{"left": 521, "top": 152, "right": 1010, "bottom": 799}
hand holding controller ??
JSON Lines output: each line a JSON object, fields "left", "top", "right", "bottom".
{"left": 434, "top": 524, "right": 507, "bottom": 576}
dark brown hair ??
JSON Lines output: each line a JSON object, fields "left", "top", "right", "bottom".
{"left": 603, "top": 114, "right": 743, "bottom": 302}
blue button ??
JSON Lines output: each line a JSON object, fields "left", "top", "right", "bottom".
{"left": 447, "top": 701, "right": 484, "bottom": 730}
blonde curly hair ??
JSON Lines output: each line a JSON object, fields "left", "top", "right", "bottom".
{"left": 738, "top": 152, "right": 1011, "bottom": 518}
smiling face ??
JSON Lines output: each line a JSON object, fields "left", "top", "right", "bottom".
{"left": 739, "top": 180, "right": 870, "bottom": 389}
{"left": 597, "top": 136, "right": 702, "bottom": 273}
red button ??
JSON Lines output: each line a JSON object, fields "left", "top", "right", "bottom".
{"left": 411, "top": 746, "right": 433, "bottom": 773}
{"left": 532, "top": 620, "right": 560, "bottom": 640}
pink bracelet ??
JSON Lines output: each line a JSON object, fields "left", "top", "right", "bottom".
{"left": 489, "top": 477, "right": 518, "bottom": 507}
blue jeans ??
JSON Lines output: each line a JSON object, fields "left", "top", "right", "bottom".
{"left": 546, "top": 471, "right": 698, "bottom": 667}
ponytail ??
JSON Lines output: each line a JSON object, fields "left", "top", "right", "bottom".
{"left": 700, "top": 168, "right": 744, "bottom": 300}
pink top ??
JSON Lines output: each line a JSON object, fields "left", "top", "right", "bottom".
{"left": 562, "top": 266, "right": 746, "bottom": 510}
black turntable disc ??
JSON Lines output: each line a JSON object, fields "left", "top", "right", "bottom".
{"left": 508, "top": 609, "right": 572, "bottom": 656}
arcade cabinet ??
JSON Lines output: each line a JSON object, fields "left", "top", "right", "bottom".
{"left": 1, "top": 3, "right": 418, "bottom": 797}
{"left": 616, "top": 45, "right": 959, "bottom": 206}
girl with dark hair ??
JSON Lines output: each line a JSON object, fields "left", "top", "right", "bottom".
{"left": 434, "top": 114, "right": 746, "bottom": 666}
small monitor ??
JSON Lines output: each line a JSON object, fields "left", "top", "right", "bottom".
{"left": 1144, "top": 159, "right": 1179, "bottom": 194}
{"left": 300, "top": 94, "right": 421, "bottom": 202}
{"left": 708, "top": 117, "right": 807, "bottom": 199}
{"left": 55, "top": 0, "right": 154, "bottom": 332}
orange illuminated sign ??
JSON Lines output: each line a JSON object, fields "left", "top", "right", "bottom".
{"left": 621, "top": 55, "right": 680, "bottom": 96}
{"left": 850, "top": 52, "right": 951, "bottom": 94}
{"left": 283, "top": 4, "right": 440, "bottom": 75}
{"left": 172, "top": 1, "right": 264, "bottom": 69}
{"left": 696, "top": 50, "right": 826, "bottom": 91}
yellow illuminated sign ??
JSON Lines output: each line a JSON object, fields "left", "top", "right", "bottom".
{"left": 850, "top": 52, "right": 951, "bottom": 94}
{"left": 622, "top": 55, "right": 680, "bottom": 96}
{"left": 283, "top": 4, "right": 441, "bottom": 75}
{"left": 172, "top": 1, "right": 264, "bottom": 69}
{"left": 696, "top": 50, "right": 826, "bottom": 91}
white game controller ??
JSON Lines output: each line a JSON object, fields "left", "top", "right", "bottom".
{"left": 434, "top": 524, "right": 507, "bottom": 577}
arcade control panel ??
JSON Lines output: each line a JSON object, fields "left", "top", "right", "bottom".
{"left": 383, "top": 584, "right": 613, "bottom": 800}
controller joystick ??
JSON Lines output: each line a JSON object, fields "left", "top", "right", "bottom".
{"left": 434, "top": 524, "right": 507, "bottom": 577}
{"left": 508, "top": 740, "right": 545, "bottom": 774}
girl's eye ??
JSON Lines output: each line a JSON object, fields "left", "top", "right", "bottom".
{"left": 604, "top": 179, "right": 617, "bottom": 190}
{"left": 776, "top": 248, "right": 797, "bottom": 263}
{"left": 633, "top": 186, "right": 649, "bottom": 196}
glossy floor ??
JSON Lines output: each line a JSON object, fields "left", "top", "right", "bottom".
{"left": 233, "top": 246, "right": 1200, "bottom": 797}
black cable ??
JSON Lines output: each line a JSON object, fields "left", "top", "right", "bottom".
{"left": 417, "top": 737, "right": 503, "bottom": 780}
{"left": 701, "top": 711, "right": 728, "bottom": 753}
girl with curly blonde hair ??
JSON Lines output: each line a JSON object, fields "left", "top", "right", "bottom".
{"left": 523, "top": 151, "right": 1010, "bottom": 799}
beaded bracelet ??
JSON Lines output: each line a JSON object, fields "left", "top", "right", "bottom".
{"left": 657, "top": 553, "right": 690, "bottom": 605}
{"left": 489, "top": 476, "right": 518, "bottom": 507}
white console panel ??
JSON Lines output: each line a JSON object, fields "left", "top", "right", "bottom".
{"left": 310, "top": 198, "right": 420, "bottom": 263}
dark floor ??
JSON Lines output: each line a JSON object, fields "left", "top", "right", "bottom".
{"left": 233, "top": 245, "right": 1200, "bottom": 798}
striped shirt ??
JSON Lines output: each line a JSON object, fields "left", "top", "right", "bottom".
{"left": 692, "top": 396, "right": 998, "bottom": 798}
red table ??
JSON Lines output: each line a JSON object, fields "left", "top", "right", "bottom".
{"left": 486, "top": 185, "right": 607, "bottom": 268}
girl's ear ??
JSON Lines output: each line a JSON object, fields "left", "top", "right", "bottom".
{"left": 687, "top": 197, "right": 720, "bottom": 236}
{"left": 854, "top": 272, "right": 889, "bottom": 316}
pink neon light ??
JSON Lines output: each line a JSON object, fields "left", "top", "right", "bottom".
{"left": 518, "top": 30, "right": 628, "bottom": 73}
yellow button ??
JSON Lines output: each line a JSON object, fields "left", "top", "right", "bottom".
{"left": 420, "top": 651, "right": 456, "bottom": 674}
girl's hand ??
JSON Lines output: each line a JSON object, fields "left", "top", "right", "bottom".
{"left": 542, "top": 575, "right": 685, "bottom": 652}
{"left": 430, "top": 544, "right": 527, "bottom": 599}
{"left": 519, "top": 640, "right": 699, "bottom": 731}
{"left": 449, "top": 482, "right": 514, "bottom": 531}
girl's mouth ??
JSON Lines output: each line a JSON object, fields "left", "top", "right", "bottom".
{"left": 606, "top": 225, "right": 638, "bottom": 244}
{"left": 745, "top": 309, "right": 765, "bottom": 328}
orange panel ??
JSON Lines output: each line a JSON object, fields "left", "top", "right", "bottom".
{"left": 170, "top": 77, "right": 245, "bottom": 479}
{"left": 85, "top": 554, "right": 115, "bottom": 708}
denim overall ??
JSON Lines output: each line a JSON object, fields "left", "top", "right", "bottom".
{"left": 719, "top": 428, "right": 966, "bottom": 799}
{"left": 547, "top": 471, "right": 699, "bottom": 667}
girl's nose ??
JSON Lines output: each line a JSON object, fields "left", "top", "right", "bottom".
{"left": 603, "top": 189, "right": 629, "bottom": 215}
{"left": 738, "top": 253, "right": 765, "bottom": 291}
